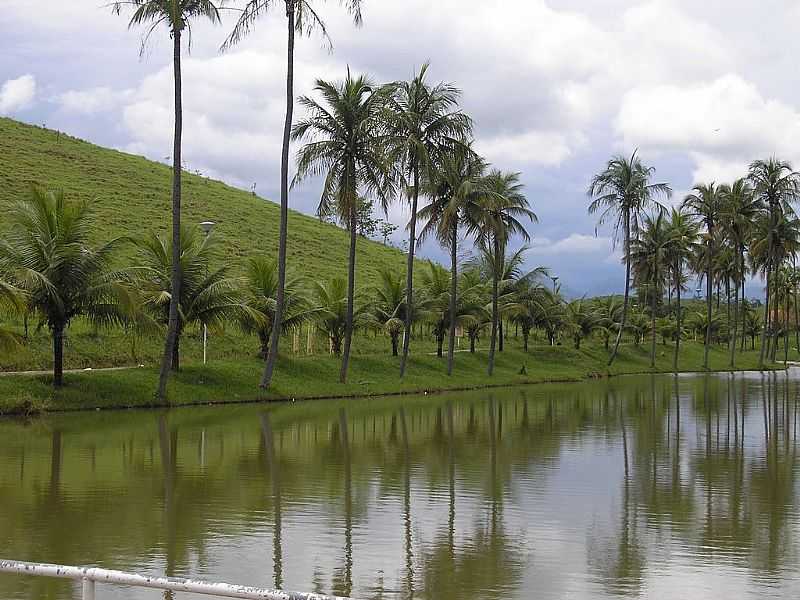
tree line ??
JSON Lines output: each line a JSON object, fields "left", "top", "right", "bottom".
{"left": 590, "top": 152, "right": 800, "bottom": 371}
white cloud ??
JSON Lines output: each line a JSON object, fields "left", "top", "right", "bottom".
{"left": 0, "top": 74, "right": 36, "bottom": 115}
{"left": 57, "top": 87, "right": 134, "bottom": 114}
{"left": 533, "top": 233, "right": 613, "bottom": 255}
{"left": 616, "top": 74, "right": 800, "bottom": 183}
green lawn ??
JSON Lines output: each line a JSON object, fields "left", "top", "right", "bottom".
{"left": 0, "top": 339, "right": 789, "bottom": 416}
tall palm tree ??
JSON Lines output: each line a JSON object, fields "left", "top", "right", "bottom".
{"left": 417, "top": 145, "right": 486, "bottom": 375}
{"left": 719, "top": 178, "right": 761, "bottom": 366}
{"left": 384, "top": 63, "right": 472, "bottom": 378}
{"left": 113, "top": 0, "right": 224, "bottom": 399}
{"left": 682, "top": 183, "right": 724, "bottom": 369}
{"left": 588, "top": 151, "right": 672, "bottom": 366}
{"left": 664, "top": 207, "right": 700, "bottom": 371}
{"left": 223, "top": 0, "right": 364, "bottom": 391}
{"left": 629, "top": 211, "right": 672, "bottom": 368}
{"left": 291, "top": 72, "right": 393, "bottom": 383}
{"left": 132, "top": 224, "right": 247, "bottom": 370}
{"left": 747, "top": 158, "right": 800, "bottom": 367}
{"left": 239, "top": 256, "right": 314, "bottom": 359}
{"left": 477, "top": 171, "right": 537, "bottom": 376}
{"left": 0, "top": 187, "right": 124, "bottom": 386}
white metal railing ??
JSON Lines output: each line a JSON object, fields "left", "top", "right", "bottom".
{"left": 0, "top": 560, "right": 353, "bottom": 600}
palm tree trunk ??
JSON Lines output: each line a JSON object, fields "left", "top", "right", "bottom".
{"left": 703, "top": 227, "right": 713, "bottom": 369}
{"left": 673, "top": 262, "right": 681, "bottom": 372}
{"left": 487, "top": 237, "right": 500, "bottom": 376}
{"left": 498, "top": 320, "right": 504, "bottom": 352}
{"left": 53, "top": 323, "right": 64, "bottom": 387}
{"left": 609, "top": 209, "right": 631, "bottom": 366}
{"left": 391, "top": 334, "right": 398, "bottom": 357}
{"left": 446, "top": 223, "right": 458, "bottom": 376}
{"left": 340, "top": 208, "right": 357, "bottom": 383}
{"left": 740, "top": 250, "right": 747, "bottom": 352}
{"left": 759, "top": 206, "right": 775, "bottom": 368}
{"left": 156, "top": 29, "right": 184, "bottom": 402}
{"left": 470, "top": 333, "right": 476, "bottom": 353}
{"left": 261, "top": 2, "right": 295, "bottom": 390}
{"left": 650, "top": 280, "right": 657, "bottom": 369}
{"left": 399, "top": 163, "right": 419, "bottom": 378}
{"left": 730, "top": 272, "right": 739, "bottom": 368}
{"left": 794, "top": 285, "right": 799, "bottom": 353}
{"left": 784, "top": 289, "right": 790, "bottom": 366}
{"left": 171, "top": 332, "right": 180, "bottom": 372}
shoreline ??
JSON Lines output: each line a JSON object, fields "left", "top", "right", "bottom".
{"left": 0, "top": 350, "right": 788, "bottom": 418}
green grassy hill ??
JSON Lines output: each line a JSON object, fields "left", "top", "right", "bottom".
{"left": 0, "top": 117, "right": 409, "bottom": 284}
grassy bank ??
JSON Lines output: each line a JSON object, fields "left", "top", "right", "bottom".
{"left": 0, "top": 340, "right": 790, "bottom": 416}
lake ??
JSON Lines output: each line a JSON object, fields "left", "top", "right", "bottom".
{"left": 1, "top": 371, "right": 799, "bottom": 599}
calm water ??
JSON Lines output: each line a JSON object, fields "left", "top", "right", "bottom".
{"left": 2, "top": 372, "right": 800, "bottom": 599}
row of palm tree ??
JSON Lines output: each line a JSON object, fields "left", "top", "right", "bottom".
{"left": 109, "top": 1, "right": 535, "bottom": 398}
{"left": 0, "top": 186, "right": 542, "bottom": 387}
{"left": 594, "top": 153, "right": 800, "bottom": 370}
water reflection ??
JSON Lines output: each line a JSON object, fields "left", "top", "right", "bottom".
{"left": 2, "top": 373, "right": 800, "bottom": 598}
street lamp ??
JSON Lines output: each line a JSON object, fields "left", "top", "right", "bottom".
{"left": 200, "top": 221, "right": 216, "bottom": 364}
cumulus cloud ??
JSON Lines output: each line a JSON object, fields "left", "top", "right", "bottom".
{"left": 0, "top": 74, "right": 36, "bottom": 115}
{"left": 616, "top": 74, "right": 800, "bottom": 182}
{"left": 533, "top": 233, "right": 613, "bottom": 255}
{"left": 57, "top": 87, "right": 134, "bottom": 114}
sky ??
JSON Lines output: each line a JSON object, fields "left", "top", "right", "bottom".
{"left": 2, "top": 0, "right": 799, "bottom": 296}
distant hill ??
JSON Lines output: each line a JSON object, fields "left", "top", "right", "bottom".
{"left": 0, "top": 117, "right": 411, "bottom": 284}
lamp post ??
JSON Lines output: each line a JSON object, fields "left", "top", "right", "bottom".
{"left": 199, "top": 221, "right": 216, "bottom": 365}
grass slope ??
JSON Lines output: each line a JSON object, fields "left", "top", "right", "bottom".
{"left": 0, "top": 340, "right": 789, "bottom": 416}
{"left": 0, "top": 117, "right": 408, "bottom": 284}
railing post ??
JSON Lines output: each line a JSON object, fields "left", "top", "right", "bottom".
{"left": 82, "top": 577, "right": 95, "bottom": 600}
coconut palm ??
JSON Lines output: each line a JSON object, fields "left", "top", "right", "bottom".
{"left": 508, "top": 277, "right": 552, "bottom": 351}
{"left": 132, "top": 224, "right": 247, "bottom": 371}
{"left": 747, "top": 158, "right": 800, "bottom": 367}
{"left": 719, "top": 178, "right": 761, "bottom": 366}
{"left": 630, "top": 211, "right": 672, "bottom": 368}
{"left": 682, "top": 182, "right": 725, "bottom": 369}
{"left": 417, "top": 145, "right": 486, "bottom": 374}
{"left": 664, "top": 207, "right": 700, "bottom": 371}
{"left": 0, "top": 187, "right": 124, "bottom": 386}
{"left": 223, "top": 0, "right": 364, "bottom": 391}
{"left": 112, "top": 0, "right": 224, "bottom": 400}
{"left": 564, "top": 298, "right": 600, "bottom": 350}
{"left": 594, "top": 296, "right": 623, "bottom": 351}
{"left": 311, "top": 277, "right": 372, "bottom": 356}
{"left": 588, "top": 151, "right": 672, "bottom": 365}
{"left": 372, "top": 267, "right": 406, "bottom": 356}
{"left": 477, "top": 170, "right": 537, "bottom": 375}
{"left": 291, "top": 72, "right": 394, "bottom": 383}
{"left": 239, "top": 256, "right": 314, "bottom": 359}
{"left": 458, "top": 268, "right": 490, "bottom": 353}
{"left": 384, "top": 63, "right": 473, "bottom": 378}
{"left": 0, "top": 280, "right": 24, "bottom": 352}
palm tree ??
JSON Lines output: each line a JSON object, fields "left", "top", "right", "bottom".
{"left": 595, "top": 296, "right": 623, "bottom": 351}
{"left": 458, "top": 268, "right": 490, "bottom": 352}
{"left": 719, "top": 178, "right": 761, "bottom": 366}
{"left": 417, "top": 145, "right": 485, "bottom": 374}
{"left": 384, "top": 63, "right": 472, "bottom": 378}
{"left": 477, "top": 171, "right": 536, "bottom": 375}
{"left": 0, "top": 280, "right": 24, "bottom": 352}
{"left": 291, "top": 72, "right": 393, "bottom": 383}
{"left": 132, "top": 224, "right": 246, "bottom": 371}
{"left": 588, "top": 151, "right": 672, "bottom": 365}
{"left": 113, "top": 0, "right": 224, "bottom": 400}
{"left": 747, "top": 158, "right": 800, "bottom": 367}
{"left": 239, "top": 256, "right": 314, "bottom": 359}
{"left": 682, "top": 182, "right": 724, "bottom": 369}
{"left": 630, "top": 211, "right": 672, "bottom": 368}
{"left": 223, "top": 0, "right": 364, "bottom": 391}
{"left": 565, "top": 298, "right": 600, "bottom": 350}
{"left": 664, "top": 207, "right": 700, "bottom": 371}
{"left": 311, "top": 277, "right": 371, "bottom": 356}
{"left": 0, "top": 187, "right": 124, "bottom": 386}
{"left": 372, "top": 267, "right": 406, "bottom": 356}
